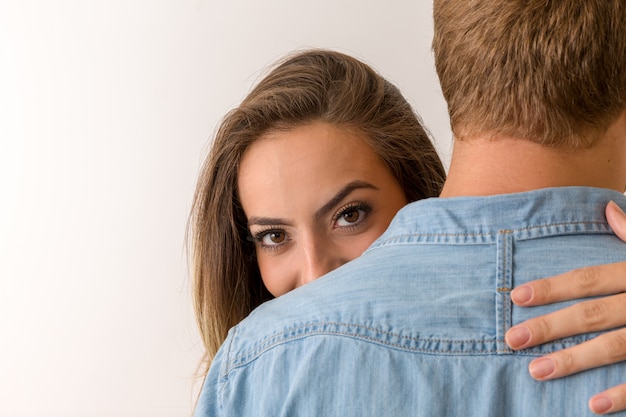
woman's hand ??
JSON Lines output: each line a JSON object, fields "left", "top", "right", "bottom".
{"left": 505, "top": 201, "right": 626, "bottom": 415}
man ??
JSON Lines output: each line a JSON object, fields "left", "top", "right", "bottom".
{"left": 195, "top": 1, "right": 626, "bottom": 415}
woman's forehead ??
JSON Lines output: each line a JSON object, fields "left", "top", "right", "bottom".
{"left": 237, "top": 122, "right": 400, "bottom": 219}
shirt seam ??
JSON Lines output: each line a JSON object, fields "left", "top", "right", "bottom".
{"left": 369, "top": 220, "right": 611, "bottom": 249}
{"left": 224, "top": 321, "right": 554, "bottom": 374}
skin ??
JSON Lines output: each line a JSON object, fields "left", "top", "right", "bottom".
{"left": 237, "top": 121, "right": 407, "bottom": 297}
{"left": 508, "top": 201, "right": 626, "bottom": 415}
{"left": 236, "top": 118, "right": 626, "bottom": 414}
{"left": 501, "top": 110, "right": 626, "bottom": 414}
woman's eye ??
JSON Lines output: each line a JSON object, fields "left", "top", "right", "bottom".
{"left": 334, "top": 204, "right": 370, "bottom": 228}
{"left": 262, "top": 231, "right": 286, "bottom": 245}
{"left": 338, "top": 208, "right": 361, "bottom": 225}
{"left": 252, "top": 229, "right": 289, "bottom": 249}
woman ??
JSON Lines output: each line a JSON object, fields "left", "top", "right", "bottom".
{"left": 189, "top": 49, "right": 626, "bottom": 413}
{"left": 188, "top": 49, "right": 445, "bottom": 368}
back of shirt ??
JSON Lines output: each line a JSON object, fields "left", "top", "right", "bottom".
{"left": 195, "top": 187, "right": 626, "bottom": 417}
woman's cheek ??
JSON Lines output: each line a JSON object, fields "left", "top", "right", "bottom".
{"left": 258, "top": 255, "right": 295, "bottom": 298}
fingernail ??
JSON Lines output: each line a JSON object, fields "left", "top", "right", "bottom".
{"left": 589, "top": 396, "right": 613, "bottom": 414}
{"left": 505, "top": 326, "right": 531, "bottom": 348}
{"left": 511, "top": 285, "right": 533, "bottom": 304}
{"left": 529, "top": 357, "right": 555, "bottom": 379}
{"left": 609, "top": 200, "right": 625, "bottom": 216}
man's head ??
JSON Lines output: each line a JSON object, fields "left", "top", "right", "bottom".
{"left": 433, "top": 0, "right": 626, "bottom": 148}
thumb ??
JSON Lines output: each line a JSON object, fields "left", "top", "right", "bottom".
{"left": 606, "top": 200, "right": 626, "bottom": 242}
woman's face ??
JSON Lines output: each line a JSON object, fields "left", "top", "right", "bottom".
{"left": 238, "top": 121, "right": 408, "bottom": 297}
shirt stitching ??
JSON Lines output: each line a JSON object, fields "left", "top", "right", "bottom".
{"left": 226, "top": 321, "right": 567, "bottom": 372}
{"left": 370, "top": 221, "right": 610, "bottom": 248}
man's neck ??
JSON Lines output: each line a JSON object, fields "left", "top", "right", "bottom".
{"left": 440, "top": 113, "right": 626, "bottom": 198}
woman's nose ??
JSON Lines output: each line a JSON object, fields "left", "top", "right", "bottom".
{"left": 298, "top": 242, "right": 347, "bottom": 286}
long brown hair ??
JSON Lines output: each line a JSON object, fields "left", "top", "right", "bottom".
{"left": 188, "top": 49, "right": 445, "bottom": 374}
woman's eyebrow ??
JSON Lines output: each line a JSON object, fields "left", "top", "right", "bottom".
{"left": 247, "top": 216, "right": 292, "bottom": 227}
{"left": 247, "top": 180, "right": 378, "bottom": 227}
{"left": 315, "top": 180, "right": 378, "bottom": 220}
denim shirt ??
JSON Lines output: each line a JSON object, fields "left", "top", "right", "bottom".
{"left": 195, "top": 187, "right": 626, "bottom": 417}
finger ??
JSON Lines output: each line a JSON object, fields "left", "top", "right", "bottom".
{"left": 589, "top": 383, "right": 626, "bottom": 415}
{"left": 606, "top": 200, "right": 626, "bottom": 243}
{"left": 511, "top": 262, "right": 626, "bottom": 307}
{"left": 525, "top": 328, "right": 626, "bottom": 381}
{"left": 505, "top": 293, "right": 626, "bottom": 349}
{"left": 511, "top": 201, "right": 626, "bottom": 307}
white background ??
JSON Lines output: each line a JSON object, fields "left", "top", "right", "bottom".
{"left": 0, "top": 1, "right": 451, "bottom": 416}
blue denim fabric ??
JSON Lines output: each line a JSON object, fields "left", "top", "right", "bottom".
{"left": 195, "top": 187, "right": 626, "bottom": 417}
